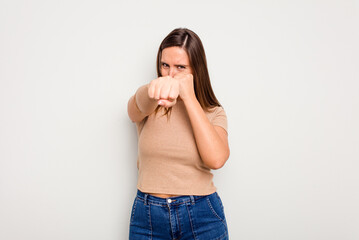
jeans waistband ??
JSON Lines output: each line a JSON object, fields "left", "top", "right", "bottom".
{"left": 136, "top": 189, "right": 211, "bottom": 206}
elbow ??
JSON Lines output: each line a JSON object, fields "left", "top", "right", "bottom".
{"left": 127, "top": 111, "right": 137, "bottom": 123}
{"left": 207, "top": 149, "right": 230, "bottom": 170}
{"left": 127, "top": 110, "right": 136, "bottom": 123}
{"left": 211, "top": 161, "right": 225, "bottom": 170}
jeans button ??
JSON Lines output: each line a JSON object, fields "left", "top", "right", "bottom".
{"left": 167, "top": 198, "right": 172, "bottom": 204}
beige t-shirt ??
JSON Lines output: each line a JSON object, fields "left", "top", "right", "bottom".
{"left": 135, "top": 99, "right": 228, "bottom": 195}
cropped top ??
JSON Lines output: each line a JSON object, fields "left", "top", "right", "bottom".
{"left": 135, "top": 99, "right": 228, "bottom": 195}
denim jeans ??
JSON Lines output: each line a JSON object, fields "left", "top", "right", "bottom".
{"left": 129, "top": 190, "right": 228, "bottom": 240}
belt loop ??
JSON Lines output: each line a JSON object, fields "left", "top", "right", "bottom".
{"left": 190, "top": 195, "right": 195, "bottom": 205}
{"left": 144, "top": 193, "right": 148, "bottom": 205}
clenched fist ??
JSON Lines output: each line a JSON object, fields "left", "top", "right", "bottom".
{"left": 148, "top": 73, "right": 195, "bottom": 108}
{"left": 148, "top": 76, "right": 180, "bottom": 108}
{"left": 174, "top": 73, "right": 195, "bottom": 101}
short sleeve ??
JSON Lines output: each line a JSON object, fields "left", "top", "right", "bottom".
{"left": 208, "top": 106, "right": 228, "bottom": 133}
{"left": 135, "top": 117, "right": 147, "bottom": 136}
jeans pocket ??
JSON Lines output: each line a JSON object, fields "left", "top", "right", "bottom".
{"left": 129, "top": 197, "right": 152, "bottom": 239}
{"left": 189, "top": 195, "right": 228, "bottom": 239}
{"left": 215, "top": 192, "right": 225, "bottom": 213}
{"left": 206, "top": 195, "right": 226, "bottom": 223}
{"left": 129, "top": 197, "right": 138, "bottom": 225}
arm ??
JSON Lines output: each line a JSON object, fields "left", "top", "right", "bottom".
{"left": 127, "top": 77, "right": 180, "bottom": 122}
{"left": 183, "top": 96, "right": 230, "bottom": 170}
{"left": 127, "top": 84, "right": 157, "bottom": 123}
{"left": 178, "top": 74, "right": 230, "bottom": 170}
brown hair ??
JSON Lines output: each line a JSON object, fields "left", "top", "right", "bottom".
{"left": 155, "top": 28, "right": 221, "bottom": 115}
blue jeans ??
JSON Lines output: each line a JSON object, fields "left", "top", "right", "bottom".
{"left": 129, "top": 190, "right": 228, "bottom": 240}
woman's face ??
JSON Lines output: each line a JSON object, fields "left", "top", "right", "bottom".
{"left": 160, "top": 46, "right": 193, "bottom": 77}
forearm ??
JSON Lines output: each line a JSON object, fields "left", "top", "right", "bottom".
{"left": 183, "top": 96, "right": 230, "bottom": 169}
{"left": 127, "top": 84, "right": 158, "bottom": 122}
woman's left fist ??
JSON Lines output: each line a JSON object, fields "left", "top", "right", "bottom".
{"left": 174, "top": 73, "right": 195, "bottom": 101}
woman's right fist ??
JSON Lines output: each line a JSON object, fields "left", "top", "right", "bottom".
{"left": 148, "top": 76, "right": 179, "bottom": 108}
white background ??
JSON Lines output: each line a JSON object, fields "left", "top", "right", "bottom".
{"left": 1, "top": 0, "right": 358, "bottom": 239}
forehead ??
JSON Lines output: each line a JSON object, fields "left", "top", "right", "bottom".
{"left": 161, "top": 46, "right": 190, "bottom": 64}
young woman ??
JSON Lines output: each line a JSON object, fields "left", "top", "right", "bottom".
{"left": 127, "top": 28, "right": 230, "bottom": 240}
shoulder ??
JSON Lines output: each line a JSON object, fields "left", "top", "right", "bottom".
{"left": 206, "top": 105, "right": 228, "bottom": 132}
{"left": 206, "top": 106, "right": 227, "bottom": 119}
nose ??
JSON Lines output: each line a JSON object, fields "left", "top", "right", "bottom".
{"left": 169, "top": 68, "right": 177, "bottom": 78}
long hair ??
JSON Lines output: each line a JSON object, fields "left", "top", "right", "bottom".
{"left": 155, "top": 28, "right": 221, "bottom": 115}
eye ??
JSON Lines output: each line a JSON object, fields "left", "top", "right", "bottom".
{"left": 162, "top": 63, "right": 169, "bottom": 68}
{"left": 177, "top": 65, "right": 185, "bottom": 69}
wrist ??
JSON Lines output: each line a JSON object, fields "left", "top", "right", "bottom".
{"left": 182, "top": 93, "right": 198, "bottom": 105}
{"left": 135, "top": 84, "right": 158, "bottom": 114}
